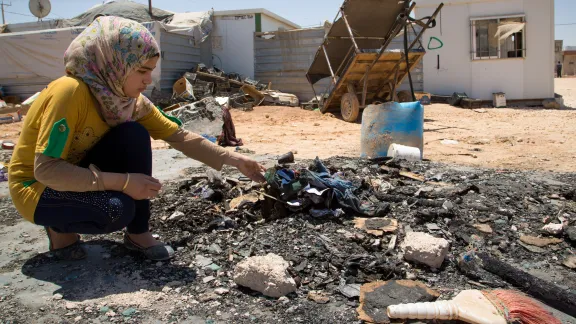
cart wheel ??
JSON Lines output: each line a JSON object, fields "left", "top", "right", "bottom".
{"left": 341, "top": 93, "right": 360, "bottom": 122}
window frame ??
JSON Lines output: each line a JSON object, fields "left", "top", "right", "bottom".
{"left": 470, "top": 14, "right": 526, "bottom": 61}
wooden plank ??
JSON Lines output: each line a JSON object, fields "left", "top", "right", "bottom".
{"left": 321, "top": 51, "right": 425, "bottom": 113}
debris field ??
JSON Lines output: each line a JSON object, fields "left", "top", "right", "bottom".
{"left": 4, "top": 155, "right": 575, "bottom": 323}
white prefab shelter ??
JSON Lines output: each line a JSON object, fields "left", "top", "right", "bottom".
{"left": 415, "top": 0, "right": 555, "bottom": 100}
{"left": 211, "top": 9, "right": 300, "bottom": 79}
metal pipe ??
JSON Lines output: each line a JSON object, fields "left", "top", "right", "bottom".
{"left": 327, "top": 36, "right": 386, "bottom": 40}
{"left": 389, "top": 63, "right": 401, "bottom": 101}
{"left": 358, "top": 2, "right": 416, "bottom": 85}
{"left": 334, "top": 45, "right": 355, "bottom": 77}
{"left": 148, "top": 0, "right": 153, "bottom": 16}
{"left": 322, "top": 45, "right": 337, "bottom": 84}
{"left": 340, "top": 9, "right": 360, "bottom": 53}
{"left": 407, "top": 3, "right": 445, "bottom": 52}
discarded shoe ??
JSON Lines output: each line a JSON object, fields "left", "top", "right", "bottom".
{"left": 123, "top": 234, "right": 174, "bottom": 261}
{"left": 44, "top": 227, "right": 86, "bottom": 261}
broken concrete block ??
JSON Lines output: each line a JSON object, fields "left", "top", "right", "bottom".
{"left": 233, "top": 253, "right": 297, "bottom": 298}
{"left": 401, "top": 232, "right": 449, "bottom": 269}
{"left": 473, "top": 223, "right": 493, "bottom": 234}
{"left": 354, "top": 217, "right": 398, "bottom": 236}
{"left": 519, "top": 235, "right": 563, "bottom": 247}
{"left": 339, "top": 284, "right": 361, "bottom": 298}
{"left": 307, "top": 290, "right": 330, "bottom": 304}
{"left": 566, "top": 227, "right": 576, "bottom": 242}
{"left": 563, "top": 256, "right": 576, "bottom": 270}
{"left": 357, "top": 280, "right": 439, "bottom": 323}
{"left": 541, "top": 223, "right": 563, "bottom": 236}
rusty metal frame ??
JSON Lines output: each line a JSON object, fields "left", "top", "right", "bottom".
{"left": 308, "top": 1, "right": 444, "bottom": 112}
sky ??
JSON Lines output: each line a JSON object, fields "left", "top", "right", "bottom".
{"left": 2, "top": 0, "right": 576, "bottom": 46}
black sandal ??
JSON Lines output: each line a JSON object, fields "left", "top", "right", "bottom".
{"left": 123, "top": 234, "right": 174, "bottom": 261}
{"left": 44, "top": 227, "right": 87, "bottom": 261}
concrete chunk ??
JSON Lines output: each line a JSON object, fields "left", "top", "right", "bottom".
{"left": 233, "top": 253, "right": 297, "bottom": 298}
{"left": 401, "top": 232, "right": 449, "bottom": 269}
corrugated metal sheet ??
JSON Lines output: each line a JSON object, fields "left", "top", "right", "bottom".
{"left": 159, "top": 31, "right": 203, "bottom": 91}
{"left": 254, "top": 26, "right": 424, "bottom": 102}
{"left": 255, "top": 27, "right": 329, "bottom": 102}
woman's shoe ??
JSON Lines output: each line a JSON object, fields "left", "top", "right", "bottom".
{"left": 44, "top": 227, "right": 87, "bottom": 261}
{"left": 123, "top": 234, "right": 174, "bottom": 261}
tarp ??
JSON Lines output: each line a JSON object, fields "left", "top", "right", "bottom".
{"left": 161, "top": 10, "right": 214, "bottom": 44}
{"left": 306, "top": 0, "right": 406, "bottom": 85}
{"left": 61, "top": 0, "right": 173, "bottom": 27}
{"left": 0, "top": 23, "right": 162, "bottom": 90}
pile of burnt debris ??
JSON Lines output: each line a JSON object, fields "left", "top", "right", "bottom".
{"left": 138, "top": 155, "right": 576, "bottom": 323}
{"left": 10, "top": 156, "right": 575, "bottom": 323}
{"left": 154, "top": 63, "right": 299, "bottom": 112}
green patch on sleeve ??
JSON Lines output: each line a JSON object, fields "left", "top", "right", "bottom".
{"left": 43, "top": 118, "right": 70, "bottom": 158}
{"left": 22, "top": 179, "right": 37, "bottom": 188}
{"left": 157, "top": 106, "right": 182, "bottom": 127}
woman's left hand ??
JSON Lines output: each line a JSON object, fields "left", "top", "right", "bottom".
{"left": 226, "top": 153, "right": 267, "bottom": 183}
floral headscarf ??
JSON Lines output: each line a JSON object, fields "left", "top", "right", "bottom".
{"left": 64, "top": 16, "right": 159, "bottom": 126}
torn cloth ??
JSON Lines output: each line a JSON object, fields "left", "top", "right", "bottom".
{"left": 218, "top": 105, "right": 243, "bottom": 147}
{"left": 266, "top": 157, "right": 389, "bottom": 217}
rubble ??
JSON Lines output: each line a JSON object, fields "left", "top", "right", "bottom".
{"left": 357, "top": 280, "right": 439, "bottom": 323}
{"left": 233, "top": 253, "right": 297, "bottom": 298}
{"left": 3, "top": 155, "right": 575, "bottom": 323}
{"left": 519, "top": 235, "right": 563, "bottom": 247}
{"left": 542, "top": 223, "right": 564, "bottom": 236}
{"left": 564, "top": 256, "right": 576, "bottom": 269}
{"left": 354, "top": 217, "right": 398, "bottom": 236}
{"left": 567, "top": 227, "right": 576, "bottom": 242}
{"left": 307, "top": 290, "right": 330, "bottom": 304}
{"left": 401, "top": 232, "right": 450, "bottom": 269}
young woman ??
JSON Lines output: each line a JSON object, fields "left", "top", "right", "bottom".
{"left": 8, "top": 16, "right": 265, "bottom": 261}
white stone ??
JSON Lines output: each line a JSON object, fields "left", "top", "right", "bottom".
{"left": 65, "top": 302, "right": 78, "bottom": 310}
{"left": 233, "top": 253, "right": 297, "bottom": 298}
{"left": 401, "top": 232, "right": 450, "bottom": 269}
{"left": 214, "top": 288, "right": 229, "bottom": 295}
{"left": 168, "top": 211, "right": 185, "bottom": 221}
{"left": 541, "top": 223, "right": 563, "bottom": 236}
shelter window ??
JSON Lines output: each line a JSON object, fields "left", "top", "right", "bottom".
{"left": 471, "top": 16, "right": 525, "bottom": 60}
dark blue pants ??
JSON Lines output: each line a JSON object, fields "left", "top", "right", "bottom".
{"left": 34, "top": 122, "right": 152, "bottom": 235}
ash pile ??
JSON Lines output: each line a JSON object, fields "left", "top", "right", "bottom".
{"left": 145, "top": 155, "right": 576, "bottom": 323}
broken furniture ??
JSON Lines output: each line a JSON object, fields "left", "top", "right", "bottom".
{"left": 305, "top": 0, "right": 443, "bottom": 122}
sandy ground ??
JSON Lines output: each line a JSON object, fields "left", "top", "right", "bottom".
{"left": 230, "top": 78, "right": 576, "bottom": 172}
{"left": 1, "top": 79, "right": 575, "bottom": 172}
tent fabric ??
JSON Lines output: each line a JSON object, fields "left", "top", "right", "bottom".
{"left": 60, "top": 0, "right": 174, "bottom": 27}
{"left": 161, "top": 11, "right": 214, "bottom": 43}
{"left": 306, "top": 0, "right": 407, "bottom": 85}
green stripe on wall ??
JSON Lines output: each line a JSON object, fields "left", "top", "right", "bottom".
{"left": 255, "top": 13, "right": 262, "bottom": 32}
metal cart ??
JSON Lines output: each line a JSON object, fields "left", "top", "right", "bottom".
{"left": 305, "top": 0, "right": 444, "bottom": 122}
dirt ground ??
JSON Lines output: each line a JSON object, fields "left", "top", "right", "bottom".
{"left": 230, "top": 77, "right": 576, "bottom": 173}
{"left": 5, "top": 80, "right": 574, "bottom": 172}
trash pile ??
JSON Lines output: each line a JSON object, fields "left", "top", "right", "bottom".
{"left": 159, "top": 63, "right": 299, "bottom": 112}
{"left": 0, "top": 86, "right": 35, "bottom": 124}
{"left": 129, "top": 155, "right": 576, "bottom": 323}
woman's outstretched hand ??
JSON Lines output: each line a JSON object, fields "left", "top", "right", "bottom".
{"left": 225, "top": 153, "right": 267, "bottom": 183}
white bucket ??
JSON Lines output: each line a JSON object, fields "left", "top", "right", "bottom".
{"left": 387, "top": 143, "right": 422, "bottom": 161}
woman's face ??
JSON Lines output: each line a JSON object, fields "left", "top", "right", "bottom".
{"left": 122, "top": 56, "right": 159, "bottom": 98}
